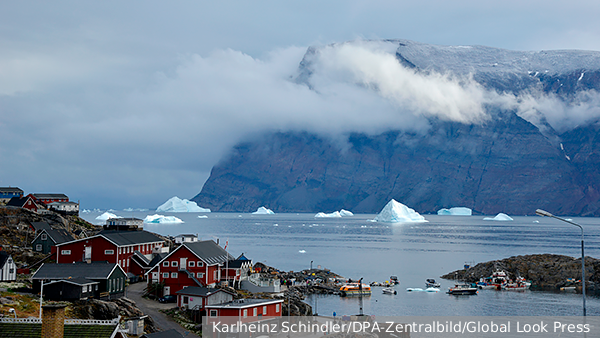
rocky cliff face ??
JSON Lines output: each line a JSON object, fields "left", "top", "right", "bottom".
{"left": 192, "top": 40, "right": 600, "bottom": 215}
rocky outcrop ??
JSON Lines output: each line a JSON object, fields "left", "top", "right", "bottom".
{"left": 70, "top": 298, "right": 159, "bottom": 333}
{"left": 441, "top": 254, "right": 600, "bottom": 291}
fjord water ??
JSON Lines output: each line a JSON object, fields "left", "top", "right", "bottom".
{"left": 82, "top": 212, "right": 600, "bottom": 316}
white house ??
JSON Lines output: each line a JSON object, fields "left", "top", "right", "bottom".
{"left": 0, "top": 250, "right": 17, "bottom": 281}
{"left": 174, "top": 234, "right": 199, "bottom": 244}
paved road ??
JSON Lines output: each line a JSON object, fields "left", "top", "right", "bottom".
{"left": 126, "top": 282, "right": 200, "bottom": 338}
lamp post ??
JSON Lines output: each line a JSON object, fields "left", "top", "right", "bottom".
{"left": 536, "top": 209, "right": 586, "bottom": 316}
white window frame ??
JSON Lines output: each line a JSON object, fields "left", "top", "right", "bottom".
{"left": 210, "top": 310, "right": 218, "bottom": 317}
{"left": 105, "top": 250, "right": 114, "bottom": 255}
{"left": 41, "top": 234, "right": 47, "bottom": 240}
{"left": 36, "top": 244, "right": 42, "bottom": 251}
{"left": 243, "top": 309, "right": 247, "bottom": 318}
{"left": 276, "top": 304, "right": 280, "bottom": 313}
{"left": 172, "top": 261, "right": 178, "bottom": 267}
{"left": 197, "top": 273, "right": 205, "bottom": 278}
{"left": 163, "top": 261, "right": 169, "bottom": 267}
{"left": 253, "top": 308, "right": 257, "bottom": 317}
{"left": 171, "top": 272, "right": 178, "bottom": 278}
{"left": 61, "top": 250, "right": 71, "bottom": 255}
{"left": 197, "top": 261, "right": 203, "bottom": 267}
{"left": 162, "top": 272, "right": 169, "bottom": 278}
{"left": 188, "top": 261, "right": 195, "bottom": 267}
{"left": 263, "top": 306, "right": 267, "bottom": 315}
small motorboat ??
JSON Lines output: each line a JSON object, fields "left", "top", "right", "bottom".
{"left": 382, "top": 287, "right": 397, "bottom": 295}
{"left": 425, "top": 279, "right": 440, "bottom": 288}
{"left": 447, "top": 283, "right": 478, "bottom": 295}
{"left": 390, "top": 276, "right": 399, "bottom": 285}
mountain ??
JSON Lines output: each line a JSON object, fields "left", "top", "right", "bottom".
{"left": 192, "top": 39, "right": 600, "bottom": 216}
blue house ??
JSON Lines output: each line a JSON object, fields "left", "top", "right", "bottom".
{"left": 0, "top": 187, "right": 24, "bottom": 204}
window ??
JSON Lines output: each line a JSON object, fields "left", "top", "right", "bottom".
{"left": 41, "top": 234, "right": 47, "bottom": 240}
{"left": 163, "top": 261, "right": 169, "bottom": 267}
{"left": 263, "top": 306, "right": 267, "bottom": 315}
{"left": 197, "top": 273, "right": 205, "bottom": 278}
{"left": 197, "top": 261, "right": 204, "bottom": 267}
{"left": 243, "top": 309, "right": 247, "bottom": 318}
{"left": 171, "top": 261, "right": 178, "bottom": 267}
{"left": 36, "top": 244, "right": 42, "bottom": 251}
{"left": 61, "top": 250, "right": 71, "bottom": 255}
{"left": 105, "top": 250, "right": 114, "bottom": 255}
{"left": 188, "top": 261, "right": 195, "bottom": 267}
{"left": 276, "top": 304, "right": 280, "bottom": 313}
{"left": 171, "top": 272, "right": 178, "bottom": 278}
{"left": 210, "top": 310, "right": 218, "bottom": 317}
{"left": 188, "top": 272, "right": 194, "bottom": 277}
{"left": 183, "top": 296, "right": 189, "bottom": 304}
{"left": 253, "top": 308, "right": 257, "bottom": 317}
{"left": 163, "top": 273, "right": 169, "bottom": 278}
{"left": 118, "top": 248, "right": 122, "bottom": 254}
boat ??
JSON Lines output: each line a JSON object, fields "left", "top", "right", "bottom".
{"left": 339, "top": 283, "right": 372, "bottom": 297}
{"left": 382, "top": 287, "right": 397, "bottom": 295}
{"left": 505, "top": 276, "right": 531, "bottom": 291}
{"left": 447, "top": 283, "right": 478, "bottom": 295}
{"left": 425, "top": 278, "right": 440, "bottom": 288}
{"left": 390, "top": 276, "right": 399, "bottom": 285}
{"left": 477, "top": 270, "right": 508, "bottom": 290}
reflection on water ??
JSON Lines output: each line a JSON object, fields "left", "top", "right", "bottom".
{"left": 81, "top": 212, "right": 600, "bottom": 316}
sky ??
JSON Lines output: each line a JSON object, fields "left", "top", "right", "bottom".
{"left": 1, "top": 1, "right": 600, "bottom": 210}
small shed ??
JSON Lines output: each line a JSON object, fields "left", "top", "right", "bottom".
{"left": 43, "top": 277, "right": 99, "bottom": 301}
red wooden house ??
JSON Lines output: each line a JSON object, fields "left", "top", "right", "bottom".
{"left": 30, "top": 193, "right": 69, "bottom": 204}
{"left": 205, "top": 298, "right": 283, "bottom": 322}
{"left": 146, "top": 240, "right": 233, "bottom": 296}
{"left": 55, "top": 230, "right": 167, "bottom": 276}
{"left": 6, "top": 195, "right": 39, "bottom": 212}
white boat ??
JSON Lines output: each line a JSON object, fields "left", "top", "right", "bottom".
{"left": 425, "top": 278, "right": 440, "bottom": 288}
{"left": 447, "top": 283, "right": 478, "bottom": 295}
{"left": 339, "top": 283, "right": 371, "bottom": 297}
{"left": 382, "top": 287, "right": 397, "bottom": 295}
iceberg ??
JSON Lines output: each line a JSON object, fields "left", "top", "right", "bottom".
{"left": 95, "top": 212, "right": 121, "bottom": 222}
{"left": 144, "top": 214, "right": 184, "bottom": 224}
{"left": 339, "top": 209, "right": 354, "bottom": 217}
{"left": 437, "top": 207, "right": 472, "bottom": 216}
{"left": 156, "top": 196, "right": 211, "bottom": 212}
{"left": 374, "top": 199, "right": 427, "bottom": 223}
{"left": 315, "top": 211, "right": 342, "bottom": 218}
{"left": 483, "top": 213, "right": 514, "bottom": 221}
{"left": 252, "top": 206, "right": 275, "bottom": 215}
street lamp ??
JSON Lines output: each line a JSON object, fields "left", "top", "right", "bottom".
{"left": 536, "top": 209, "right": 586, "bottom": 316}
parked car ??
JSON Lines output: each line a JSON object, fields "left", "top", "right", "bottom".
{"left": 159, "top": 295, "right": 177, "bottom": 303}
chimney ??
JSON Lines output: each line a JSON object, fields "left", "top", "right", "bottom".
{"left": 42, "top": 304, "right": 67, "bottom": 338}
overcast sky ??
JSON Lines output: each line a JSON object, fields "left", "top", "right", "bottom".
{"left": 2, "top": 1, "right": 600, "bottom": 210}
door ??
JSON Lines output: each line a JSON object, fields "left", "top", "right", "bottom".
{"left": 164, "top": 286, "right": 170, "bottom": 296}
{"left": 180, "top": 257, "right": 187, "bottom": 270}
{"left": 152, "top": 272, "right": 158, "bottom": 282}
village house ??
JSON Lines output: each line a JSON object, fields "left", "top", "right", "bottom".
{"left": 29, "top": 221, "right": 52, "bottom": 236}
{"left": 48, "top": 201, "right": 80, "bottom": 215}
{"left": 222, "top": 254, "right": 253, "bottom": 288}
{"left": 32, "top": 261, "right": 127, "bottom": 300}
{"left": 104, "top": 217, "right": 143, "bottom": 231}
{"left": 174, "top": 234, "right": 198, "bottom": 244}
{"left": 0, "top": 250, "right": 16, "bottom": 282}
{"left": 31, "top": 228, "right": 77, "bottom": 255}
{"left": 54, "top": 230, "right": 168, "bottom": 275}
{"left": 0, "top": 187, "right": 23, "bottom": 204}
{"left": 6, "top": 195, "right": 40, "bottom": 212}
{"left": 30, "top": 193, "right": 69, "bottom": 204}
{"left": 146, "top": 240, "right": 233, "bottom": 296}
{"left": 205, "top": 298, "right": 284, "bottom": 322}
{"left": 175, "top": 286, "right": 235, "bottom": 311}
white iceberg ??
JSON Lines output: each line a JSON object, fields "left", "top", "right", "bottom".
{"left": 252, "top": 206, "right": 275, "bottom": 215}
{"left": 315, "top": 211, "right": 342, "bottom": 218}
{"left": 144, "top": 214, "right": 184, "bottom": 224}
{"left": 483, "top": 213, "right": 514, "bottom": 221}
{"left": 339, "top": 209, "right": 354, "bottom": 217}
{"left": 437, "top": 207, "right": 472, "bottom": 216}
{"left": 156, "top": 196, "right": 211, "bottom": 212}
{"left": 95, "top": 212, "right": 121, "bottom": 222}
{"left": 374, "top": 199, "right": 427, "bottom": 223}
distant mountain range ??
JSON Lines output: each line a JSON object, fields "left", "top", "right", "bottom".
{"left": 192, "top": 39, "right": 600, "bottom": 216}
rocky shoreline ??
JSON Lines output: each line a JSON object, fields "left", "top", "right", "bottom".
{"left": 442, "top": 254, "right": 600, "bottom": 292}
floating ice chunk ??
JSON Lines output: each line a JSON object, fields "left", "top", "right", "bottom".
{"left": 144, "top": 214, "right": 184, "bottom": 224}
{"left": 437, "top": 207, "right": 472, "bottom": 216}
{"left": 315, "top": 211, "right": 342, "bottom": 218}
{"left": 339, "top": 209, "right": 354, "bottom": 217}
{"left": 298, "top": 250, "right": 306, "bottom": 253}
{"left": 197, "top": 215, "right": 208, "bottom": 219}
{"left": 253, "top": 206, "right": 274, "bottom": 214}
{"left": 123, "top": 208, "right": 134, "bottom": 212}
{"left": 96, "top": 212, "right": 121, "bottom": 222}
{"left": 375, "top": 199, "right": 427, "bottom": 223}
{"left": 483, "top": 213, "right": 514, "bottom": 221}
{"left": 156, "top": 196, "right": 211, "bottom": 212}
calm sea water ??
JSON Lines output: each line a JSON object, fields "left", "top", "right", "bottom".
{"left": 82, "top": 211, "right": 600, "bottom": 316}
